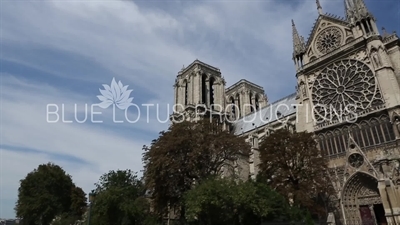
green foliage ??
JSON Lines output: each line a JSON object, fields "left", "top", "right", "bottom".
{"left": 184, "top": 177, "right": 306, "bottom": 225}
{"left": 142, "top": 119, "right": 250, "bottom": 217}
{"left": 15, "top": 162, "right": 87, "bottom": 225}
{"left": 90, "top": 169, "right": 156, "bottom": 225}
{"left": 258, "top": 128, "right": 334, "bottom": 218}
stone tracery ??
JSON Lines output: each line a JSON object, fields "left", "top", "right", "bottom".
{"left": 316, "top": 115, "right": 396, "bottom": 156}
{"left": 315, "top": 26, "right": 343, "bottom": 54}
{"left": 348, "top": 153, "right": 364, "bottom": 168}
{"left": 312, "top": 59, "right": 384, "bottom": 123}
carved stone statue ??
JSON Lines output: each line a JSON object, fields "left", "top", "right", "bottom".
{"left": 300, "top": 83, "right": 307, "bottom": 97}
{"left": 395, "top": 117, "right": 400, "bottom": 134}
{"left": 372, "top": 50, "right": 381, "bottom": 68}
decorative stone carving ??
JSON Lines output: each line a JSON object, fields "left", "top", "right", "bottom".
{"left": 351, "top": 50, "right": 369, "bottom": 63}
{"left": 371, "top": 50, "right": 382, "bottom": 68}
{"left": 311, "top": 59, "right": 384, "bottom": 122}
{"left": 395, "top": 117, "right": 400, "bottom": 134}
{"left": 315, "top": 26, "right": 343, "bottom": 54}
{"left": 307, "top": 76, "right": 315, "bottom": 87}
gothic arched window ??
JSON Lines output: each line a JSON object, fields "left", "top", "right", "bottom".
{"left": 230, "top": 97, "right": 235, "bottom": 118}
{"left": 236, "top": 93, "right": 241, "bottom": 118}
{"left": 184, "top": 80, "right": 188, "bottom": 105}
{"left": 249, "top": 92, "right": 254, "bottom": 113}
{"left": 201, "top": 75, "right": 207, "bottom": 104}
{"left": 255, "top": 95, "right": 260, "bottom": 111}
{"left": 312, "top": 59, "right": 384, "bottom": 123}
{"left": 360, "top": 121, "right": 372, "bottom": 147}
{"left": 209, "top": 77, "right": 215, "bottom": 109}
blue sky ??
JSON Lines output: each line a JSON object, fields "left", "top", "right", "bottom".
{"left": 1, "top": 0, "right": 399, "bottom": 219}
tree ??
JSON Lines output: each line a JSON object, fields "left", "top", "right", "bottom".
{"left": 90, "top": 169, "right": 154, "bottom": 225}
{"left": 142, "top": 118, "right": 250, "bottom": 219}
{"left": 257, "top": 128, "right": 334, "bottom": 218}
{"left": 184, "top": 177, "right": 307, "bottom": 225}
{"left": 15, "top": 162, "right": 86, "bottom": 225}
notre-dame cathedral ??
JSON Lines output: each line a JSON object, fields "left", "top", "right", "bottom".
{"left": 170, "top": 0, "right": 400, "bottom": 224}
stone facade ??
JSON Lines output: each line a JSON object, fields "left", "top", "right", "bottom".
{"left": 171, "top": 0, "right": 400, "bottom": 224}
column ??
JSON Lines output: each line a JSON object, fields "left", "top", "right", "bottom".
{"left": 194, "top": 72, "right": 200, "bottom": 105}
{"left": 174, "top": 85, "right": 178, "bottom": 105}
{"left": 240, "top": 91, "right": 245, "bottom": 118}
{"left": 235, "top": 96, "right": 240, "bottom": 119}
{"left": 188, "top": 76, "right": 193, "bottom": 105}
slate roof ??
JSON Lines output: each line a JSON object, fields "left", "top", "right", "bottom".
{"left": 232, "top": 93, "right": 297, "bottom": 135}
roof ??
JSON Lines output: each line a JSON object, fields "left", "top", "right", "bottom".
{"left": 225, "top": 79, "right": 264, "bottom": 92}
{"left": 178, "top": 59, "right": 220, "bottom": 75}
{"left": 232, "top": 93, "right": 297, "bottom": 135}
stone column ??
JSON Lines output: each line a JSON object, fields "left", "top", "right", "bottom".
{"left": 378, "top": 180, "right": 400, "bottom": 224}
{"left": 240, "top": 91, "right": 245, "bottom": 118}
{"left": 188, "top": 76, "right": 193, "bottom": 105}
{"left": 194, "top": 72, "right": 201, "bottom": 105}
{"left": 174, "top": 85, "right": 178, "bottom": 105}
{"left": 243, "top": 90, "right": 250, "bottom": 115}
{"left": 220, "top": 83, "right": 226, "bottom": 113}
{"left": 235, "top": 96, "right": 240, "bottom": 119}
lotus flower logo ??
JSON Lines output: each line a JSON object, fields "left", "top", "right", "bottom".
{"left": 97, "top": 78, "right": 134, "bottom": 110}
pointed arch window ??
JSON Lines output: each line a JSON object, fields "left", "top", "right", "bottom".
{"left": 201, "top": 75, "right": 207, "bottom": 104}
{"left": 236, "top": 94, "right": 241, "bottom": 118}
{"left": 184, "top": 80, "right": 188, "bottom": 105}
{"left": 255, "top": 95, "right": 260, "bottom": 111}
{"left": 360, "top": 122, "right": 372, "bottom": 147}
{"left": 249, "top": 92, "right": 254, "bottom": 113}
{"left": 351, "top": 125, "right": 363, "bottom": 148}
{"left": 209, "top": 77, "right": 215, "bottom": 109}
{"left": 230, "top": 97, "right": 235, "bottom": 118}
{"left": 381, "top": 116, "right": 395, "bottom": 142}
{"left": 371, "top": 119, "right": 383, "bottom": 144}
{"left": 326, "top": 132, "right": 335, "bottom": 155}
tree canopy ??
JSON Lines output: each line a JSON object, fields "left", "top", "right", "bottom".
{"left": 142, "top": 118, "right": 250, "bottom": 219}
{"left": 257, "top": 128, "right": 334, "bottom": 218}
{"left": 15, "top": 162, "right": 87, "bottom": 225}
{"left": 90, "top": 169, "right": 156, "bottom": 225}
{"left": 184, "top": 177, "right": 308, "bottom": 225}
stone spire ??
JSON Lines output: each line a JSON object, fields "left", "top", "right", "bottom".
{"left": 345, "top": 0, "right": 373, "bottom": 22}
{"left": 344, "top": 0, "right": 354, "bottom": 22}
{"left": 316, "top": 0, "right": 323, "bottom": 15}
{"left": 292, "top": 19, "right": 306, "bottom": 59}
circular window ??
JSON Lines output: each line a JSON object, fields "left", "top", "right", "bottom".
{"left": 315, "top": 26, "right": 343, "bottom": 54}
{"left": 348, "top": 153, "right": 364, "bottom": 168}
{"left": 311, "top": 59, "right": 383, "bottom": 123}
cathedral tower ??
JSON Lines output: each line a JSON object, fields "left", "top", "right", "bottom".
{"left": 225, "top": 79, "right": 268, "bottom": 120}
{"left": 171, "top": 60, "right": 228, "bottom": 123}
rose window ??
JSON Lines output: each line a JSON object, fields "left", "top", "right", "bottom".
{"left": 348, "top": 153, "right": 364, "bottom": 168}
{"left": 312, "top": 59, "right": 384, "bottom": 123}
{"left": 315, "top": 27, "right": 342, "bottom": 54}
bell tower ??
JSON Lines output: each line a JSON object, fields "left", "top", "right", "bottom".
{"left": 171, "top": 60, "right": 228, "bottom": 123}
